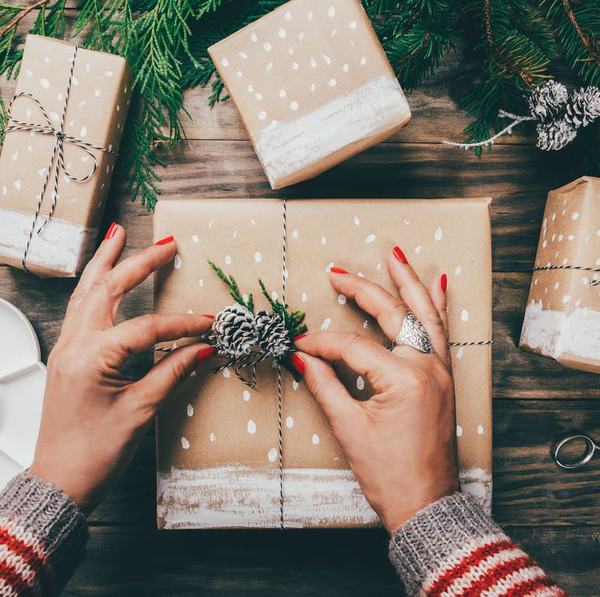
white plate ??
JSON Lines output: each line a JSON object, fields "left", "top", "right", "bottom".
{"left": 0, "top": 299, "right": 46, "bottom": 489}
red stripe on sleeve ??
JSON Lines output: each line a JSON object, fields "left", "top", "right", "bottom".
{"left": 427, "top": 539, "right": 514, "bottom": 596}
{"left": 0, "top": 526, "right": 48, "bottom": 594}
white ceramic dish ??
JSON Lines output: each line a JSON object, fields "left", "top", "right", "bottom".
{"left": 0, "top": 298, "right": 46, "bottom": 489}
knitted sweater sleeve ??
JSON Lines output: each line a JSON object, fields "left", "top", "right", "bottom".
{"left": 389, "top": 493, "right": 567, "bottom": 597}
{"left": 0, "top": 471, "right": 88, "bottom": 596}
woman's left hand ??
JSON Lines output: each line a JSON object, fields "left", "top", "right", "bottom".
{"left": 29, "top": 225, "right": 216, "bottom": 513}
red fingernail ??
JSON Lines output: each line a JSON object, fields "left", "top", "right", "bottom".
{"left": 104, "top": 222, "right": 118, "bottom": 240}
{"left": 294, "top": 334, "right": 307, "bottom": 342}
{"left": 290, "top": 353, "right": 306, "bottom": 376}
{"left": 441, "top": 274, "right": 448, "bottom": 294}
{"left": 156, "top": 235, "right": 174, "bottom": 246}
{"left": 393, "top": 246, "right": 408, "bottom": 264}
{"left": 196, "top": 347, "right": 217, "bottom": 364}
{"left": 201, "top": 314, "right": 215, "bottom": 319}
{"left": 330, "top": 267, "right": 349, "bottom": 274}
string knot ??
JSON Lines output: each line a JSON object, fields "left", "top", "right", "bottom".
{"left": 3, "top": 45, "right": 117, "bottom": 273}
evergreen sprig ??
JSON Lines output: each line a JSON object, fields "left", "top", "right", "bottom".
{"left": 259, "top": 279, "right": 307, "bottom": 339}
{"left": 207, "top": 259, "right": 254, "bottom": 312}
{"left": 1, "top": 0, "right": 600, "bottom": 203}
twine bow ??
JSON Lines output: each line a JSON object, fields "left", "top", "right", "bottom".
{"left": 4, "top": 46, "right": 117, "bottom": 273}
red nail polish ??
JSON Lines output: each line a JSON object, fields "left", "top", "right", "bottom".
{"left": 104, "top": 222, "right": 118, "bottom": 240}
{"left": 201, "top": 314, "right": 215, "bottom": 319}
{"left": 196, "top": 346, "right": 217, "bottom": 364}
{"left": 393, "top": 246, "right": 408, "bottom": 264}
{"left": 294, "top": 334, "right": 307, "bottom": 342}
{"left": 156, "top": 235, "right": 174, "bottom": 246}
{"left": 330, "top": 267, "right": 349, "bottom": 274}
{"left": 441, "top": 274, "right": 448, "bottom": 294}
{"left": 290, "top": 353, "right": 306, "bottom": 376}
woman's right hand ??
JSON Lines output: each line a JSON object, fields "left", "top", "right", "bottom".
{"left": 293, "top": 248, "right": 458, "bottom": 534}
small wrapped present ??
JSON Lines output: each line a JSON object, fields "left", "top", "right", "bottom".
{"left": 520, "top": 176, "right": 600, "bottom": 373}
{"left": 0, "top": 35, "right": 132, "bottom": 278}
{"left": 208, "top": 0, "right": 411, "bottom": 190}
{"left": 154, "top": 198, "right": 493, "bottom": 529}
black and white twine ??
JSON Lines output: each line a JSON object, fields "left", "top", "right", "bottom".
{"left": 4, "top": 46, "right": 117, "bottom": 273}
{"left": 533, "top": 264, "right": 600, "bottom": 286}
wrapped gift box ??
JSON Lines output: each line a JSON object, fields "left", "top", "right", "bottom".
{"left": 154, "top": 198, "right": 493, "bottom": 529}
{"left": 520, "top": 176, "right": 600, "bottom": 373}
{"left": 0, "top": 35, "right": 132, "bottom": 278}
{"left": 208, "top": 0, "right": 411, "bottom": 190}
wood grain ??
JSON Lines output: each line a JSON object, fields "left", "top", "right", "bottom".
{"left": 62, "top": 524, "right": 600, "bottom": 596}
{"left": 1, "top": 12, "right": 599, "bottom": 592}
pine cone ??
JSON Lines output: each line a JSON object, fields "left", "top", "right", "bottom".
{"left": 536, "top": 119, "right": 578, "bottom": 151}
{"left": 528, "top": 80, "right": 568, "bottom": 123}
{"left": 211, "top": 304, "right": 258, "bottom": 358}
{"left": 564, "top": 86, "right": 600, "bottom": 128}
{"left": 255, "top": 311, "right": 291, "bottom": 358}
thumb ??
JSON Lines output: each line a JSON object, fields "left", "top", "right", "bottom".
{"left": 294, "top": 351, "right": 363, "bottom": 435}
{"left": 132, "top": 343, "right": 217, "bottom": 411}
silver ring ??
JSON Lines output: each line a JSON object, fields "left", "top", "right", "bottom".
{"left": 393, "top": 311, "right": 434, "bottom": 354}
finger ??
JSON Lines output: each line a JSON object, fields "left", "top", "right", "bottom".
{"left": 75, "top": 237, "right": 177, "bottom": 328}
{"left": 130, "top": 343, "right": 217, "bottom": 412}
{"left": 295, "top": 332, "right": 401, "bottom": 390}
{"left": 62, "top": 223, "right": 126, "bottom": 330}
{"left": 387, "top": 248, "right": 449, "bottom": 362}
{"left": 329, "top": 269, "right": 409, "bottom": 342}
{"left": 108, "top": 313, "right": 214, "bottom": 363}
{"left": 429, "top": 273, "right": 449, "bottom": 337}
{"left": 295, "top": 351, "right": 363, "bottom": 432}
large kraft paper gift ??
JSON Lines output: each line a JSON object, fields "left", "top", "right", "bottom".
{"left": 0, "top": 35, "right": 132, "bottom": 278}
{"left": 520, "top": 176, "right": 600, "bottom": 373}
{"left": 208, "top": 0, "right": 411, "bottom": 190}
{"left": 155, "top": 198, "right": 493, "bottom": 529}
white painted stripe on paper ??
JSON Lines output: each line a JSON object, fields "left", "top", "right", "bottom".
{"left": 158, "top": 465, "right": 491, "bottom": 529}
{"left": 253, "top": 74, "right": 410, "bottom": 186}
{"left": 0, "top": 208, "right": 96, "bottom": 275}
{"left": 459, "top": 467, "right": 492, "bottom": 515}
{"left": 158, "top": 466, "right": 378, "bottom": 529}
{"left": 521, "top": 299, "right": 600, "bottom": 362}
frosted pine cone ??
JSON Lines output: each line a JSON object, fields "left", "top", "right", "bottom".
{"left": 211, "top": 304, "right": 258, "bottom": 358}
{"left": 255, "top": 311, "right": 291, "bottom": 358}
{"left": 536, "top": 119, "right": 578, "bottom": 151}
{"left": 565, "top": 86, "right": 600, "bottom": 128}
{"left": 528, "top": 81, "right": 568, "bottom": 123}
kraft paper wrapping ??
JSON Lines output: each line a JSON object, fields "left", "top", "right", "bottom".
{"left": 154, "top": 198, "right": 493, "bottom": 529}
{"left": 208, "top": 0, "right": 411, "bottom": 190}
{"left": 0, "top": 35, "right": 132, "bottom": 278}
{"left": 520, "top": 176, "right": 600, "bottom": 373}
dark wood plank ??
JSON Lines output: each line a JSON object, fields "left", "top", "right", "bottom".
{"left": 141, "top": 140, "right": 581, "bottom": 273}
{"left": 62, "top": 524, "right": 600, "bottom": 596}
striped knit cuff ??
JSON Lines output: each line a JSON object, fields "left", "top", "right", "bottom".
{"left": 0, "top": 471, "right": 89, "bottom": 595}
{"left": 389, "top": 492, "right": 502, "bottom": 595}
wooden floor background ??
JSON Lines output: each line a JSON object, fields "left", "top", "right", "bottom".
{"left": 2, "top": 13, "right": 600, "bottom": 595}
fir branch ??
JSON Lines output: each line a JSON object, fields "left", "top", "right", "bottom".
{"left": 542, "top": 0, "right": 600, "bottom": 87}
{"left": 208, "top": 260, "right": 254, "bottom": 311}
{"left": 259, "top": 279, "right": 307, "bottom": 338}
{"left": 0, "top": 0, "right": 48, "bottom": 39}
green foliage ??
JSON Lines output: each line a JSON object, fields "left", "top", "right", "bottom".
{"left": 1, "top": 0, "right": 600, "bottom": 204}
{"left": 258, "top": 280, "right": 307, "bottom": 339}
{"left": 207, "top": 259, "right": 254, "bottom": 312}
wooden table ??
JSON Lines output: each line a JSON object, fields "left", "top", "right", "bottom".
{"left": 2, "top": 46, "right": 600, "bottom": 595}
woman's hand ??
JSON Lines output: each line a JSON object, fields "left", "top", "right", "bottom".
{"left": 293, "top": 247, "right": 458, "bottom": 534}
{"left": 29, "top": 225, "right": 216, "bottom": 513}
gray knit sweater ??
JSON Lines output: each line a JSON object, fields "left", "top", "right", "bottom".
{"left": 0, "top": 472, "right": 564, "bottom": 596}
